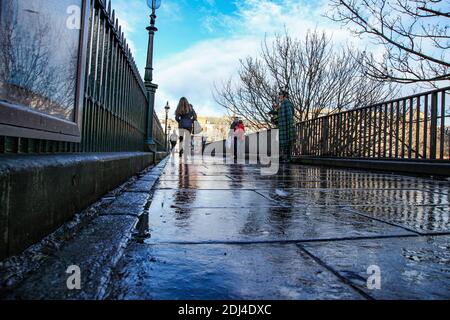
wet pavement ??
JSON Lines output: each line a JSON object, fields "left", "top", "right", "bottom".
{"left": 106, "top": 156, "right": 450, "bottom": 300}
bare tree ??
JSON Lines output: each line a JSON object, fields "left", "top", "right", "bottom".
{"left": 327, "top": 0, "right": 450, "bottom": 84}
{"left": 214, "top": 30, "right": 394, "bottom": 129}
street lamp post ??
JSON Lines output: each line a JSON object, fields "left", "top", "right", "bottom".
{"left": 168, "top": 124, "right": 172, "bottom": 151}
{"left": 164, "top": 101, "right": 170, "bottom": 151}
{"left": 144, "top": 0, "right": 161, "bottom": 151}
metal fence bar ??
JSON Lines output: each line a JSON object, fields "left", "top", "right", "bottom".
{"left": 415, "top": 97, "right": 421, "bottom": 159}
{"left": 430, "top": 92, "right": 438, "bottom": 160}
{"left": 401, "top": 99, "right": 406, "bottom": 158}
{"left": 389, "top": 102, "right": 394, "bottom": 158}
{"left": 395, "top": 101, "right": 400, "bottom": 158}
{"left": 408, "top": 97, "right": 413, "bottom": 159}
{"left": 383, "top": 103, "right": 388, "bottom": 158}
{"left": 376, "top": 106, "right": 381, "bottom": 158}
{"left": 440, "top": 92, "right": 446, "bottom": 160}
{"left": 423, "top": 95, "right": 429, "bottom": 159}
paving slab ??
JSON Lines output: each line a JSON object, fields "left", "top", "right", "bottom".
{"left": 302, "top": 236, "right": 450, "bottom": 300}
{"left": 101, "top": 192, "right": 150, "bottom": 217}
{"left": 157, "top": 180, "right": 278, "bottom": 190}
{"left": 159, "top": 175, "right": 233, "bottom": 181}
{"left": 107, "top": 243, "right": 364, "bottom": 300}
{"left": 257, "top": 188, "right": 447, "bottom": 207}
{"left": 149, "top": 189, "right": 275, "bottom": 209}
{"left": 343, "top": 205, "right": 450, "bottom": 234}
{"left": 333, "top": 189, "right": 448, "bottom": 206}
{"left": 146, "top": 206, "right": 414, "bottom": 244}
{"left": 126, "top": 178, "right": 159, "bottom": 193}
{"left": 2, "top": 215, "right": 137, "bottom": 300}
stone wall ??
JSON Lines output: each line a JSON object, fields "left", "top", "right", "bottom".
{"left": 0, "top": 152, "right": 166, "bottom": 260}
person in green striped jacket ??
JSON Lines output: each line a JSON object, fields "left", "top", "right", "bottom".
{"left": 277, "top": 90, "right": 295, "bottom": 162}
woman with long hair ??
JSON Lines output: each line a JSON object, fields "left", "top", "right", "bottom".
{"left": 175, "top": 97, "right": 197, "bottom": 157}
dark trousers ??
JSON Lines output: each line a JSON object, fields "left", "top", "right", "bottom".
{"left": 280, "top": 144, "right": 292, "bottom": 161}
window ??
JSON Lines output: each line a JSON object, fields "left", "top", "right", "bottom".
{"left": 0, "top": 0, "right": 88, "bottom": 142}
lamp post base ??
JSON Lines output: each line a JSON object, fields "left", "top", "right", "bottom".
{"left": 145, "top": 140, "right": 157, "bottom": 152}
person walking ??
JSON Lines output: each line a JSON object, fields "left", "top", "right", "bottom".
{"left": 169, "top": 129, "right": 178, "bottom": 153}
{"left": 227, "top": 117, "right": 239, "bottom": 157}
{"left": 278, "top": 90, "right": 294, "bottom": 162}
{"left": 234, "top": 120, "right": 246, "bottom": 160}
{"left": 175, "top": 97, "right": 197, "bottom": 158}
{"left": 230, "top": 117, "right": 239, "bottom": 132}
{"left": 201, "top": 136, "right": 208, "bottom": 155}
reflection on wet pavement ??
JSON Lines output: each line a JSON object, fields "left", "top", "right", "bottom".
{"left": 109, "top": 243, "right": 362, "bottom": 300}
{"left": 146, "top": 206, "right": 414, "bottom": 244}
{"left": 302, "top": 236, "right": 450, "bottom": 299}
{"left": 344, "top": 206, "right": 450, "bottom": 234}
{"left": 109, "top": 156, "right": 450, "bottom": 299}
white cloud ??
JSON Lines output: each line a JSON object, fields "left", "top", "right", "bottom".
{"left": 155, "top": 36, "right": 260, "bottom": 116}
{"left": 154, "top": 0, "right": 361, "bottom": 116}
{"left": 110, "top": 0, "right": 148, "bottom": 59}
{"left": 158, "top": 0, "right": 184, "bottom": 22}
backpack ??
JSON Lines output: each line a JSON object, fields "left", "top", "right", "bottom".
{"left": 180, "top": 112, "right": 194, "bottom": 130}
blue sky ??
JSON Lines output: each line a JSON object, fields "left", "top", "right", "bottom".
{"left": 111, "top": 0, "right": 353, "bottom": 117}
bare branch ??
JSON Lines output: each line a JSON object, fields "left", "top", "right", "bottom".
{"left": 214, "top": 30, "right": 394, "bottom": 129}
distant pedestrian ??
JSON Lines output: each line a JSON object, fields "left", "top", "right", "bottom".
{"left": 175, "top": 97, "right": 197, "bottom": 157}
{"left": 278, "top": 90, "right": 294, "bottom": 161}
{"left": 230, "top": 116, "right": 239, "bottom": 132}
{"left": 234, "top": 120, "right": 246, "bottom": 159}
{"left": 169, "top": 129, "right": 178, "bottom": 152}
{"left": 235, "top": 120, "right": 245, "bottom": 139}
{"left": 227, "top": 117, "right": 239, "bottom": 156}
{"left": 201, "top": 136, "right": 207, "bottom": 154}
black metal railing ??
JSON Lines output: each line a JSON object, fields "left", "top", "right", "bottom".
{"left": 294, "top": 86, "right": 450, "bottom": 161}
{"left": 152, "top": 113, "right": 166, "bottom": 150}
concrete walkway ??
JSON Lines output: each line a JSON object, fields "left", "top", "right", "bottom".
{"left": 107, "top": 155, "right": 450, "bottom": 300}
{"left": 1, "top": 155, "right": 449, "bottom": 300}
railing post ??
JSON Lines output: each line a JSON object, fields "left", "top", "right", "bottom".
{"left": 322, "top": 117, "right": 329, "bottom": 156}
{"left": 430, "top": 92, "right": 438, "bottom": 159}
{"left": 144, "top": 7, "right": 159, "bottom": 152}
{"left": 145, "top": 84, "right": 158, "bottom": 151}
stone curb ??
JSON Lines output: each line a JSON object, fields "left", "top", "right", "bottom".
{"left": 0, "top": 157, "right": 168, "bottom": 300}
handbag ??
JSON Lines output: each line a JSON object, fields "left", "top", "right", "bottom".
{"left": 193, "top": 120, "right": 203, "bottom": 134}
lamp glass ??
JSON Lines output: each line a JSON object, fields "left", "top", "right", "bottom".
{"left": 147, "top": 0, "right": 161, "bottom": 9}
